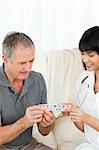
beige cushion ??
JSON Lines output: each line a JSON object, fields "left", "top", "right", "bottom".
{"left": 53, "top": 117, "right": 85, "bottom": 150}
{"left": 33, "top": 124, "right": 57, "bottom": 150}
{"left": 33, "top": 49, "right": 84, "bottom": 103}
{"left": 46, "top": 49, "right": 84, "bottom": 103}
{"left": 33, "top": 52, "right": 48, "bottom": 87}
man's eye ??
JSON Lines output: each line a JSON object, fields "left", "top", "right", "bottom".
{"left": 29, "top": 60, "right": 33, "bottom": 63}
{"left": 20, "top": 62, "right": 26, "bottom": 65}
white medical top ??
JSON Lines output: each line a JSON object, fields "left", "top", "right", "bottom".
{"left": 75, "top": 71, "right": 99, "bottom": 148}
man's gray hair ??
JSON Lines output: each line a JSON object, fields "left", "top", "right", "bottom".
{"left": 2, "top": 31, "right": 35, "bottom": 58}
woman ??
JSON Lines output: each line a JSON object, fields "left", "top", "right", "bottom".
{"left": 63, "top": 26, "right": 99, "bottom": 150}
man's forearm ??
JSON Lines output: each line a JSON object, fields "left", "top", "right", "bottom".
{"left": 0, "top": 116, "right": 30, "bottom": 145}
{"left": 38, "top": 123, "right": 55, "bottom": 136}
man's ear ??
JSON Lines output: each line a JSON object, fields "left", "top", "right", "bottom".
{"left": 2, "top": 55, "right": 8, "bottom": 63}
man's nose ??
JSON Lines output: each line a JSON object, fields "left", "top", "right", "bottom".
{"left": 25, "top": 62, "right": 31, "bottom": 71}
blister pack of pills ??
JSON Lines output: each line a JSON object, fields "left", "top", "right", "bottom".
{"left": 41, "top": 103, "right": 71, "bottom": 112}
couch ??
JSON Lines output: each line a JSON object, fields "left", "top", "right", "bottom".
{"left": 32, "top": 48, "right": 85, "bottom": 150}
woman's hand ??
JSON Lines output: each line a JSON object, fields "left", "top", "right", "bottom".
{"left": 69, "top": 107, "right": 87, "bottom": 123}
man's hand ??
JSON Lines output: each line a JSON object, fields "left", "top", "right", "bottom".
{"left": 39, "top": 109, "right": 56, "bottom": 127}
{"left": 25, "top": 105, "right": 44, "bottom": 128}
{"left": 38, "top": 109, "right": 56, "bottom": 135}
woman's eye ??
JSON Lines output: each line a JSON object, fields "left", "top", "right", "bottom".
{"left": 89, "top": 54, "right": 94, "bottom": 57}
{"left": 88, "top": 53, "right": 96, "bottom": 57}
{"left": 81, "top": 52, "right": 84, "bottom": 55}
{"left": 81, "top": 52, "right": 96, "bottom": 57}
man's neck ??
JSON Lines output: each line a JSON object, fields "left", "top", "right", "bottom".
{"left": 4, "top": 67, "right": 23, "bottom": 94}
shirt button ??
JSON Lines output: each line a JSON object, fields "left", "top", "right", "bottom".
{"left": 17, "top": 100, "right": 20, "bottom": 103}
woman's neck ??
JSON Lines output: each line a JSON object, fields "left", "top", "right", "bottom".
{"left": 94, "top": 71, "right": 99, "bottom": 93}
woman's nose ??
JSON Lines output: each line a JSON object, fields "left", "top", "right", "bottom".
{"left": 82, "top": 55, "right": 89, "bottom": 63}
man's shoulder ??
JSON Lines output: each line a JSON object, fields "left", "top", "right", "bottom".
{"left": 28, "top": 71, "right": 45, "bottom": 83}
{"left": 30, "top": 71, "right": 44, "bottom": 79}
{"left": 27, "top": 71, "right": 46, "bottom": 89}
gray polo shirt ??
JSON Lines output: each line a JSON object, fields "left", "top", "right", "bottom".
{"left": 0, "top": 64, "right": 47, "bottom": 147}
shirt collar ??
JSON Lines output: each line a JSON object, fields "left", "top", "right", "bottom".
{"left": 87, "top": 71, "right": 95, "bottom": 94}
{"left": 0, "top": 64, "right": 11, "bottom": 87}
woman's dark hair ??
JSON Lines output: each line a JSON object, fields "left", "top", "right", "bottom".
{"left": 79, "top": 26, "right": 99, "bottom": 55}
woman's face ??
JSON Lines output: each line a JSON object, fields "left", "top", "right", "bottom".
{"left": 81, "top": 51, "right": 99, "bottom": 72}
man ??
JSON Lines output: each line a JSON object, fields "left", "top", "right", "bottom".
{"left": 0, "top": 32, "right": 56, "bottom": 150}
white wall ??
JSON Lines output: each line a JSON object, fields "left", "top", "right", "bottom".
{"left": 0, "top": 0, "right": 99, "bottom": 53}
